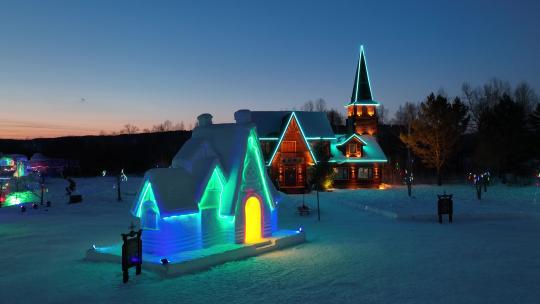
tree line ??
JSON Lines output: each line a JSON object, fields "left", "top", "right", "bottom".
{"left": 99, "top": 120, "right": 195, "bottom": 136}
{"left": 301, "top": 79, "right": 540, "bottom": 185}
{"left": 394, "top": 79, "right": 539, "bottom": 185}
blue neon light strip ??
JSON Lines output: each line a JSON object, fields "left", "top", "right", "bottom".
{"left": 306, "top": 137, "right": 337, "bottom": 140}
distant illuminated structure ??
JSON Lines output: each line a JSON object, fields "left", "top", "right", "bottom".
{"left": 252, "top": 46, "right": 388, "bottom": 191}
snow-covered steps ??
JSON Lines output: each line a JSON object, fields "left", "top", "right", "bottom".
{"left": 85, "top": 229, "right": 306, "bottom": 277}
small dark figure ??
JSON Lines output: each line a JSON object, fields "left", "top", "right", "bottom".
{"left": 475, "top": 180, "right": 482, "bottom": 200}
{"left": 46, "top": 200, "right": 51, "bottom": 207}
{"left": 404, "top": 170, "right": 413, "bottom": 198}
{"left": 437, "top": 193, "right": 453, "bottom": 223}
{"left": 21, "top": 205, "right": 26, "bottom": 213}
{"left": 32, "top": 203, "right": 38, "bottom": 209}
{"left": 482, "top": 172, "right": 490, "bottom": 192}
{"left": 65, "top": 178, "right": 76, "bottom": 196}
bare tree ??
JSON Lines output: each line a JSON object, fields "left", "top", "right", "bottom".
{"left": 301, "top": 100, "right": 315, "bottom": 112}
{"left": 392, "top": 102, "right": 418, "bottom": 126}
{"left": 514, "top": 82, "right": 538, "bottom": 113}
{"left": 378, "top": 104, "right": 389, "bottom": 124}
{"left": 463, "top": 79, "right": 535, "bottom": 132}
{"left": 315, "top": 98, "right": 327, "bottom": 112}
{"left": 152, "top": 120, "right": 173, "bottom": 132}
{"left": 174, "top": 121, "right": 185, "bottom": 131}
{"left": 326, "top": 108, "right": 344, "bottom": 132}
{"left": 121, "top": 124, "right": 139, "bottom": 134}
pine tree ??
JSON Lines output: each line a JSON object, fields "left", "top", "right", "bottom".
{"left": 400, "top": 94, "right": 469, "bottom": 185}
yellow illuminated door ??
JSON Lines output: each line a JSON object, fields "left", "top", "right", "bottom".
{"left": 244, "top": 196, "right": 262, "bottom": 243}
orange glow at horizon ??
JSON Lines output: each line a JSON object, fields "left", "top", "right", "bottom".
{"left": 0, "top": 118, "right": 119, "bottom": 139}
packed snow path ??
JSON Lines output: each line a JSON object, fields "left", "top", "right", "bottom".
{"left": 1, "top": 178, "right": 539, "bottom": 303}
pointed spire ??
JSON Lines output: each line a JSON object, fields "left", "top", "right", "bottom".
{"left": 349, "top": 45, "right": 377, "bottom": 105}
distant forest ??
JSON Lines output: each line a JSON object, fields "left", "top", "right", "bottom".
{"left": 0, "top": 131, "right": 191, "bottom": 176}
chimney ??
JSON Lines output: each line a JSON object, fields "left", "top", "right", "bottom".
{"left": 234, "top": 109, "right": 251, "bottom": 124}
{"left": 197, "top": 113, "right": 213, "bottom": 127}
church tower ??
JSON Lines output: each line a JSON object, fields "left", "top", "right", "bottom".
{"left": 345, "top": 46, "right": 380, "bottom": 136}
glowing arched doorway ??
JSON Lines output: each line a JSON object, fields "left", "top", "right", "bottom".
{"left": 244, "top": 196, "right": 262, "bottom": 243}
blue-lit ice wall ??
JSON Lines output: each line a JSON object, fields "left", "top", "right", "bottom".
{"left": 142, "top": 210, "right": 235, "bottom": 257}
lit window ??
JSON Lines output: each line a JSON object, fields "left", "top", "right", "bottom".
{"left": 334, "top": 167, "right": 349, "bottom": 180}
{"left": 357, "top": 168, "right": 373, "bottom": 179}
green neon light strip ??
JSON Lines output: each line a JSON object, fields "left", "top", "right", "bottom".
{"left": 306, "top": 137, "right": 337, "bottom": 140}
{"left": 336, "top": 134, "right": 368, "bottom": 146}
{"left": 135, "top": 180, "right": 157, "bottom": 218}
{"left": 329, "top": 159, "right": 387, "bottom": 163}
{"left": 267, "top": 112, "right": 318, "bottom": 165}
{"left": 345, "top": 103, "right": 380, "bottom": 107}
{"left": 198, "top": 165, "right": 228, "bottom": 217}
{"left": 249, "top": 130, "right": 275, "bottom": 211}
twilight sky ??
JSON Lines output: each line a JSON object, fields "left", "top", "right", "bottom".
{"left": 1, "top": 0, "right": 539, "bottom": 139}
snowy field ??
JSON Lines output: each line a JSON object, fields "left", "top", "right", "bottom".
{"left": 1, "top": 177, "right": 540, "bottom": 304}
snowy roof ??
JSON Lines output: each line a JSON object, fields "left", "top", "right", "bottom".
{"left": 133, "top": 120, "right": 279, "bottom": 217}
{"left": 30, "top": 153, "right": 49, "bottom": 161}
{"left": 138, "top": 167, "right": 208, "bottom": 214}
{"left": 330, "top": 134, "right": 387, "bottom": 163}
{"left": 250, "top": 111, "right": 335, "bottom": 138}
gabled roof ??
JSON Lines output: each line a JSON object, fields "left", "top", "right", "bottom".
{"left": 266, "top": 112, "right": 318, "bottom": 165}
{"left": 133, "top": 121, "right": 279, "bottom": 217}
{"left": 330, "top": 134, "right": 387, "bottom": 163}
{"left": 250, "top": 111, "right": 335, "bottom": 139}
{"left": 336, "top": 133, "right": 368, "bottom": 146}
{"left": 347, "top": 46, "right": 380, "bottom": 107}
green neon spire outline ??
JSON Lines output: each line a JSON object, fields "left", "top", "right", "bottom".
{"left": 347, "top": 45, "right": 380, "bottom": 107}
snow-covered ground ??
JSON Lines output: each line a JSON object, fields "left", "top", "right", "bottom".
{"left": 1, "top": 177, "right": 539, "bottom": 304}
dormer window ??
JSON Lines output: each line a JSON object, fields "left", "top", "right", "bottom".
{"left": 349, "top": 143, "right": 357, "bottom": 154}
{"left": 347, "top": 142, "right": 362, "bottom": 157}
